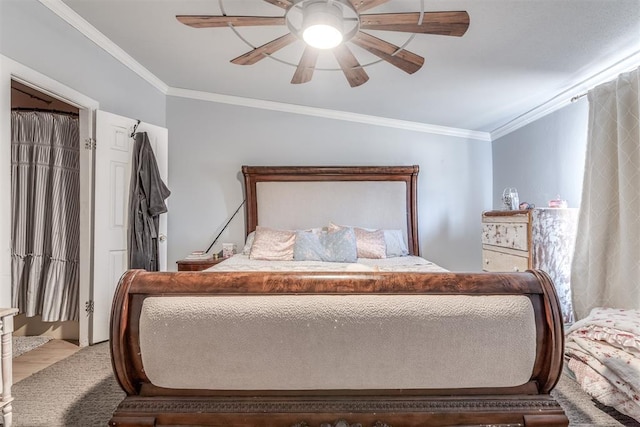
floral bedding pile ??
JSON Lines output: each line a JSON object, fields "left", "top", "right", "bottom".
{"left": 565, "top": 307, "right": 640, "bottom": 420}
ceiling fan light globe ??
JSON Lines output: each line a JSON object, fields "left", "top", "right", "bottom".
{"left": 303, "top": 24, "right": 343, "bottom": 49}
{"left": 301, "top": 1, "right": 344, "bottom": 49}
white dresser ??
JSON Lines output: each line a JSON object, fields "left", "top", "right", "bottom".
{"left": 0, "top": 308, "right": 17, "bottom": 427}
{"left": 482, "top": 209, "right": 578, "bottom": 323}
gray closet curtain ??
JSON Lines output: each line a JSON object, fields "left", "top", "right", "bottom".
{"left": 11, "top": 111, "right": 80, "bottom": 322}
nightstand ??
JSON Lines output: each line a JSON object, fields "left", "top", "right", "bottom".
{"left": 176, "top": 257, "right": 225, "bottom": 271}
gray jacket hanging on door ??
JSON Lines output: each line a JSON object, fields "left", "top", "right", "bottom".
{"left": 128, "top": 132, "right": 171, "bottom": 271}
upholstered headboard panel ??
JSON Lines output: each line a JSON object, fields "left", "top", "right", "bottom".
{"left": 242, "top": 166, "right": 420, "bottom": 255}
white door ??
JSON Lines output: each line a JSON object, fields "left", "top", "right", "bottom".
{"left": 87, "top": 110, "right": 168, "bottom": 345}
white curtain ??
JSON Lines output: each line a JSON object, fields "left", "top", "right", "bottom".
{"left": 571, "top": 66, "right": 640, "bottom": 320}
{"left": 11, "top": 111, "right": 80, "bottom": 322}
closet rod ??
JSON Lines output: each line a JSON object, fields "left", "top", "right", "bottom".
{"left": 11, "top": 107, "right": 79, "bottom": 117}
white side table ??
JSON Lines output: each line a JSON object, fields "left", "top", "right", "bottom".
{"left": 0, "top": 308, "right": 18, "bottom": 427}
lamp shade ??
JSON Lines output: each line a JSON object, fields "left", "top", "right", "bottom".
{"left": 302, "top": 1, "right": 343, "bottom": 49}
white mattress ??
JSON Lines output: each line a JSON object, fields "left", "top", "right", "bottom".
{"left": 205, "top": 254, "right": 448, "bottom": 272}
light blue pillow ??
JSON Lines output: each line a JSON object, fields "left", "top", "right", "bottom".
{"left": 293, "top": 230, "right": 324, "bottom": 261}
{"left": 294, "top": 228, "right": 357, "bottom": 263}
{"left": 321, "top": 227, "right": 357, "bottom": 263}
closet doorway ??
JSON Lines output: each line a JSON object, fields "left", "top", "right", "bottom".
{"left": 3, "top": 58, "right": 168, "bottom": 347}
{"left": 10, "top": 80, "right": 83, "bottom": 341}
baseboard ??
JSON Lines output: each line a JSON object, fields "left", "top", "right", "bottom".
{"left": 13, "top": 314, "right": 79, "bottom": 340}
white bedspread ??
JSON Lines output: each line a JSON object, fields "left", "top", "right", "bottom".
{"left": 205, "top": 254, "right": 447, "bottom": 272}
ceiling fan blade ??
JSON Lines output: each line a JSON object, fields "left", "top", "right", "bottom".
{"left": 351, "top": 31, "right": 424, "bottom": 74}
{"left": 231, "top": 33, "right": 298, "bottom": 65}
{"left": 262, "top": 0, "right": 293, "bottom": 9}
{"left": 360, "top": 11, "right": 470, "bottom": 36}
{"left": 348, "top": 0, "right": 390, "bottom": 13}
{"left": 333, "top": 44, "right": 369, "bottom": 87}
{"left": 291, "top": 47, "right": 320, "bottom": 84}
{"left": 176, "top": 15, "right": 286, "bottom": 28}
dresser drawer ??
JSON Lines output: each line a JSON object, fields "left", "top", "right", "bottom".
{"left": 482, "top": 249, "right": 529, "bottom": 272}
{"left": 481, "top": 222, "right": 528, "bottom": 251}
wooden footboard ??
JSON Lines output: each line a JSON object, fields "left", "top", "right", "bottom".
{"left": 109, "top": 270, "right": 568, "bottom": 427}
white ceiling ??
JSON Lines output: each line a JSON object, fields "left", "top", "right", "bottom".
{"left": 59, "top": 0, "right": 640, "bottom": 137}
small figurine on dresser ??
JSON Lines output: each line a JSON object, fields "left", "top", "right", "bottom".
{"left": 502, "top": 187, "right": 519, "bottom": 210}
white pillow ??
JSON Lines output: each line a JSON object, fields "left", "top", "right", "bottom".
{"left": 383, "top": 229, "right": 409, "bottom": 257}
{"left": 242, "top": 231, "right": 255, "bottom": 255}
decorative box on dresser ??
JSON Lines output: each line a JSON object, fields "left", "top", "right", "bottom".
{"left": 0, "top": 307, "right": 18, "bottom": 427}
{"left": 482, "top": 208, "right": 578, "bottom": 323}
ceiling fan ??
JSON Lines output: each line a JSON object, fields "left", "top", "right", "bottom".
{"left": 177, "top": 0, "right": 469, "bottom": 87}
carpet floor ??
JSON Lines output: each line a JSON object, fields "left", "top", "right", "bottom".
{"left": 10, "top": 343, "right": 640, "bottom": 426}
{"left": 12, "top": 336, "right": 52, "bottom": 358}
{"left": 12, "top": 343, "right": 124, "bottom": 427}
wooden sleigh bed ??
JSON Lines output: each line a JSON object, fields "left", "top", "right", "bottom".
{"left": 109, "top": 166, "right": 568, "bottom": 427}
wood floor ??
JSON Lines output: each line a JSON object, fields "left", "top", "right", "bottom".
{"left": 13, "top": 339, "right": 80, "bottom": 383}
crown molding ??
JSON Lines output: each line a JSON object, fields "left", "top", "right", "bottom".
{"left": 167, "top": 87, "right": 492, "bottom": 141}
{"left": 38, "top": 0, "right": 169, "bottom": 94}
{"left": 491, "top": 48, "right": 640, "bottom": 140}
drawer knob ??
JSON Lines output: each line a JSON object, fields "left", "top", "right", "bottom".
{"left": 485, "top": 259, "right": 489, "bottom": 265}
{"left": 513, "top": 267, "right": 520, "bottom": 272}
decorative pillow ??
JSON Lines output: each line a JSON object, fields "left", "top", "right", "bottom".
{"left": 353, "top": 228, "right": 386, "bottom": 259}
{"left": 329, "top": 223, "right": 386, "bottom": 259}
{"left": 294, "top": 227, "right": 357, "bottom": 263}
{"left": 249, "top": 226, "right": 295, "bottom": 261}
{"left": 383, "top": 229, "right": 409, "bottom": 257}
{"left": 320, "top": 227, "right": 358, "bottom": 262}
{"left": 293, "top": 230, "right": 325, "bottom": 261}
{"left": 241, "top": 231, "right": 255, "bottom": 255}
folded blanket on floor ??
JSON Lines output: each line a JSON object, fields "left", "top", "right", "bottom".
{"left": 565, "top": 307, "right": 640, "bottom": 421}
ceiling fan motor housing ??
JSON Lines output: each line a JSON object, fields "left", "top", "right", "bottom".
{"left": 302, "top": 0, "right": 345, "bottom": 49}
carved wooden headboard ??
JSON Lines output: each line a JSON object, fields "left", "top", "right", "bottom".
{"left": 241, "top": 165, "right": 420, "bottom": 256}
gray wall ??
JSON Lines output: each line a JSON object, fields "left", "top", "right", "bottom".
{"left": 0, "top": 0, "right": 166, "bottom": 127}
{"left": 167, "top": 97, "right": 493, "bottom": 272}
{"left": 492, "top": 99, "right": 588, "bottom": 209}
